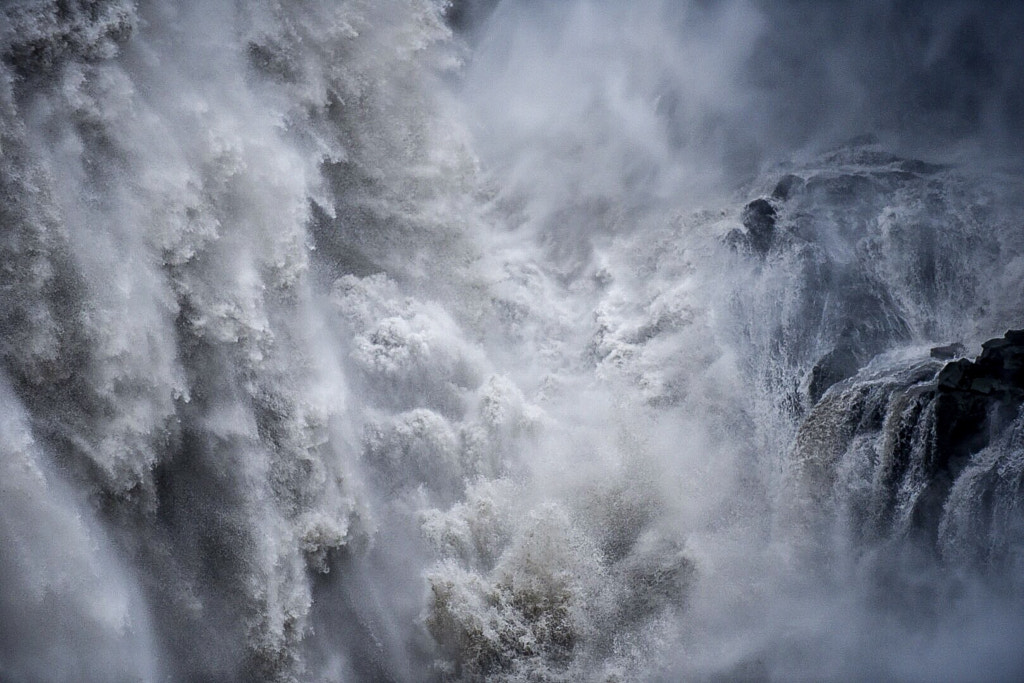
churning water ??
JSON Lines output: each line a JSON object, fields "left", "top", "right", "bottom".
{"left": 3, "top": 1, "right": 1024, "bottom": 681}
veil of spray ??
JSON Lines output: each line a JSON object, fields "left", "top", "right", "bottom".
{"left": 2, "top": 1, "right": 1024, "bottom": 681}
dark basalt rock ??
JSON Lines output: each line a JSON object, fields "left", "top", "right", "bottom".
{"left": 795, "top": 329, "right": 1024, "bottom": 546}
{"left": 725, "top": 193, "right": 786, "bottom": 255}
{"left": 936, "top": 330, "right": 1024, "bottom": 399}
{"left": 807, "top": 343, "right": 859, "bottom": 405}
{"left": 741, "top": 198, "right": 777, "bottom": 252}
{"left": 933, "top": 329, "right": 1024, "bottom": 460}
{"left": 804, "top": 310, "right": 912, "bottom": 408}
{"left": 445, "top": 0, "right": 501, "bottom": 32}
{"left": 888, "top": 330, "right": 1024, "bottom": 533}
{"left": 930, "top": 342, "right": 965, "bottom": 359}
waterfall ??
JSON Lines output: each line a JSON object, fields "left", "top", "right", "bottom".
{"left": 2, "top": 1, "right": 1024, "bottom": 681}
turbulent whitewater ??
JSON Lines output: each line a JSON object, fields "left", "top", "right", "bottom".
{"left": 2, "top": 1, "right": 1024, "bottom": 681}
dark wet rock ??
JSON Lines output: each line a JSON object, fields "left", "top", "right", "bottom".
{"left": 933, "top": 329, "right": 1024, "bottom": 459}
{"left": 806, "top": 343, "right": 860, "bottom": 405}
{"left": 804, "top": 172, "right": 877, "bottom": 202}
{"left": 894, "top": 330, "right": 1024, "bottom": 532}
{"left": 445, "top": 0, "right": 500, "bottom": 32}
{"left": 915, "top": 329, "right": 1024, "bottom": 469}
{"left": 743, "top": 198, "right": 776, "bottom": 236}
{"left": 804, "top": 309, "right": 912, "bottom": 408}
{"left": 796, "top": 329, "right": 1024, "bottom": 546}
{"left": 930, "top": 342, "right": 965, "bottom": 359}
{"left": 724, "top": 196, "right": 778, "bottom": 255}
{"left": 726, "top": 148, "right": 942, "bottom": 258}
{"left": 936, "top": 330, "right": 1024, "bottom": 400}
{"left": 732, "top": 198, "right": 777, "bottom": 254}
{"left": 772, "top": 174, "right": 804, "bottom": 201}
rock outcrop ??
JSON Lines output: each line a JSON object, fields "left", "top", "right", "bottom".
{"left": 933, "top": 330, "right": 1024, "bottom": 460}
{"left": 794, "top": 330, "right": 1024, "bottom": 553}
{"left": 726, "top": 195, "right": 784, "bottom": 255}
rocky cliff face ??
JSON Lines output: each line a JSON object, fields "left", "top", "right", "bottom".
{"left": 720, "top": 143, "right": 1024, "bottom": 586}
{"left": 793, "top": 329, "right": 1024, "bottom": 579}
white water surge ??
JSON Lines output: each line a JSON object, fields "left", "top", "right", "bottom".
{"left": 2, "top": 1, "right": 1024, "bottom": 681}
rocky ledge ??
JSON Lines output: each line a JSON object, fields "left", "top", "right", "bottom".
{"left": 933, "top": 329, "right": 1024, "bottom": 462}
{"left": 794, "top": 329, "right": 1024, "bottom": 550}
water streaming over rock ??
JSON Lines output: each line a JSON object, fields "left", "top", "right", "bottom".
{"left": 2, "top": 1, "right": 1024, "bottom": 681}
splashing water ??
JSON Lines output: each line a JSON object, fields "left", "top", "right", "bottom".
{"left": 3, "top": 1, "right": 1024, "bottom": 681}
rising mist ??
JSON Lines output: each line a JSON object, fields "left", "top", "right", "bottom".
{"left": 2, "top": 1, "right": 1024, "bottom": 681}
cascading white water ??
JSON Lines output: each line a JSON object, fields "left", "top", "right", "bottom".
{"left": 2, "top": 1, "right": 1024, "bottom": 681}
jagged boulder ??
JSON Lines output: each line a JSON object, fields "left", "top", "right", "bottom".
{"left": 937, "top": 330, "right": 1024, "bottom": 397}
